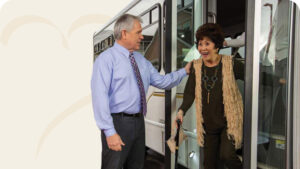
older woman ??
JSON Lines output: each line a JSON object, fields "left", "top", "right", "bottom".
{"left": 176, "top": 23, "right": 243, "bottom": 169}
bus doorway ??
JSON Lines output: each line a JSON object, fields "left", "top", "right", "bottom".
{"left": 205, "top": 1, "right": 246, "bottom": 169}
{"left": 173, "top": 0, "right": 246, "bottom": 169}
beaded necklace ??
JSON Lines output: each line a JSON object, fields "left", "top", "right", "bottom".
{"left": 202, "top": 59, "right": 221, "bottom": 104}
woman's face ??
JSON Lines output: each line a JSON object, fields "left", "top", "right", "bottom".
{"left": 197, "top": 37, "right": 218, "bottom": 61}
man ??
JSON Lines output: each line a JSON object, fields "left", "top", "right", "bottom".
{"left": 91, "top": 14, "right": 191, "bottom": 169}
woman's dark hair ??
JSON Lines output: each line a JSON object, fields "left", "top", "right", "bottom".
{"left": 195, "top": 23, "right": 225, "bottom": 50}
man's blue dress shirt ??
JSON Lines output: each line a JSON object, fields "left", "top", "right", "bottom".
{"left": 91, "top": 42, "right": 187, "bottom": 137}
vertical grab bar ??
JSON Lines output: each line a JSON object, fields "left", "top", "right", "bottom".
{"left": 208, "top": 11, "right": 217, "bottom": 23}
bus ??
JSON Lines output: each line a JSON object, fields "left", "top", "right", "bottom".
{"left": 93, "top": 0, "right": 300, "bottom": 168}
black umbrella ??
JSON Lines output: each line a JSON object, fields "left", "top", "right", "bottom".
{"left": 174, "top": 119, "right": 181, "bottom": 169}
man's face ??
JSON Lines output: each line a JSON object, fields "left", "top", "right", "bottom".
{"left": 123, "top": 20, "right": 144, "bottom": 51}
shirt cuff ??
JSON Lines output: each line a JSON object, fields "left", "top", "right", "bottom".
{"left": 103, "top": 128, "right": 117, "bottom": 137}
{"left": 178, "top": 68, "right": 187, "bottom": 77}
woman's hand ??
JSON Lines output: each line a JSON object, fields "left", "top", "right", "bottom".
{"left": 279, "top": 78, "right": 286, "bottom": 84}
{"left": 175, "top": 109, "right": 184, "bottom": 128}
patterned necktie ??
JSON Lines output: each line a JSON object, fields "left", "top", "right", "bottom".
{"left": 129, "top": 52, "right": 147, "bottom": 116}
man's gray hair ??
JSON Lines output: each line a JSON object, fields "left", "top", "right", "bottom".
{"left": 114, "top": 14, "right": 142, "bottom": 40}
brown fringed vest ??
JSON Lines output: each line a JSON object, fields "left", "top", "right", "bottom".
{"left": 193, "top": 55, "right": 243, "bottom": 149}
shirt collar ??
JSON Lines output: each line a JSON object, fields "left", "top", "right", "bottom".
{"left": 113, "top": 42, "right": 131, "bottom": 58}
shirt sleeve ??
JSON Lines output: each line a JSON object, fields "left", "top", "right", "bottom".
{"left": 226, "top": 32, "right": 245, "bottom": 48}
{"left": 148, "top": 60, "right": 187, "bottom": 89}
{"left": 91, "top": 54, "right": 116, "bottom": 137}
{"left": 179, "top": 66, "right": 195, "bottom": 115}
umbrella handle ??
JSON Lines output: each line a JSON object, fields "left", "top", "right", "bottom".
{"left": 176, "top": 119, "right": 181, "bottom": 127}
{"left": 175, "top": 119, "right": 181, "bottom": 147}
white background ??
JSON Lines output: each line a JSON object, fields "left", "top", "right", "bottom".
{"left": 0, "top": 0, "right": 132, "bottom": 168}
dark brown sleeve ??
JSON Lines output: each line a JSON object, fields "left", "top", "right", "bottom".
{"left": 233, "top": 58, "right": 245, "bottom": 80}
{"left": 179, "top": 66, "right": 196, "bottom": 115}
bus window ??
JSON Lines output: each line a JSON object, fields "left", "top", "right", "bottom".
{"left": 141, "top": 12, "right": 150, "bottom": 28}
{"left": 151, "top": 6, "right": 159, "bottom": 23}
{"left": 177, "top": 0, "right": 194, "bottom": 69}
{"left": 143, "top": 29, "right": 160, "bottom": 70}
{"left": 94, "top": 44, "right": 98, "bottom": 54}
{"left": 137, "top": 5, "right": 161, "bottom": 71}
